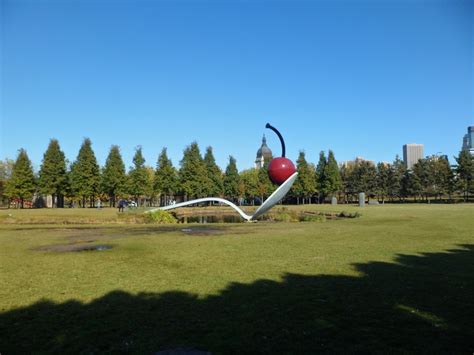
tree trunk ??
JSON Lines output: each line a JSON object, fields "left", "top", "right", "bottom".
{"left": 58, "top": 194, "right": 64, "bottom": 208}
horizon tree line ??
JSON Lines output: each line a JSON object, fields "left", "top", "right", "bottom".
{"left": 1, "top": 138, "right": 473, "bottom": 208}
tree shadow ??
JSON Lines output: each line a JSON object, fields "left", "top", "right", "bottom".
{"left": 1, "top": 245, "right": 473, "bottom": 353}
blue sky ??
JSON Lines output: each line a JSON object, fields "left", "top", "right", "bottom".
{"left": 1, "top": 0, "right": 472, "bottom": 171}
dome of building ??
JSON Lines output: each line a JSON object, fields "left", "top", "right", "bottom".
{"left": 256, "top": 135, "right": 272, "bottom": 158}
{"left": 255, "top": 135, "right": 272, "bottom": 168}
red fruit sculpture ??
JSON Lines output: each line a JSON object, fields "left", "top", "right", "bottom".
{"left": 266, "top": 123, "right": 296, "bottom": 185}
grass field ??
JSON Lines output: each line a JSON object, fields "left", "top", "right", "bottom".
{"left": 0, "top": 204, "right": 473, "bottom": 353}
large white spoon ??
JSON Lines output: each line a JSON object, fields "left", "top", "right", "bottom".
{"left": 147, "top": 172, "right": 298, "bottom": 221}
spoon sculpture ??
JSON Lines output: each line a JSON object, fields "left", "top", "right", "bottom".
{"left": 147, "top": 123, "right": 298, "bottom": 221}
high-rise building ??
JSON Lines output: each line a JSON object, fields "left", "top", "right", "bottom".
{"left": 255, "top": 135, "right": 272, "bottom": 169}
{"left": 462, "top": 126, "right": 474, "bottom": 156}
{"left": 403, "top": 143, "right": 424, "bottom": 169}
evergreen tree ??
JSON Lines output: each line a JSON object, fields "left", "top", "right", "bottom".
{"left": 411, "top": 160, "right": 429, "bottom": 200}
{"left": 179, "top": 142, "right": 209, "bottom": 199}
{"left": 430, "top": 156, "right": 453, "bottom": 200}
{"left": 388, "top": 155, "right": 405, "bottom": 201}
{"left": 400, "top": 169, "right": 413, "bottom": 199}
{"left": 223, "top": 156, "right": 240, "bottom": 201}
{"left": 144, "top": 166, "right": 156, "bottom": 206}
{"left": 128, "top": 146, "right": 149, "bottom": 205}
{"left": 340, "top": 164, "right": 354, "bottom": 203}
{"left": 352, "top": 161, "right": 377, "bottom": 201}
{"left": 315, "top": 151, "right": 327, "bottom": 202}
{"left": 437, "top": 156, "right": 455, "bottom": 200}
{"left": 154, "top": 148, "right": 178, "bottom": 206}
{"left": 413, "top": 159, "right": 435, "bottom": 201}
{"left": 292, "top": 151, "right": 316, "bottom": 204}
{"left": 101, "top": 145, "right": 126, "bottom": 207}
{"left": 38, "top": 139, "right": 68, "bottom": 208}
{"left": 324, "top": 150, "right": 342, "bottom": 198}
{"left": 204, "top": 146, "right": 224, "bottom": 197}
{"left": 376, "top": 162, "right": 390, "bottom": 202}
{"left": 70, "top": 138, "right": 100, "bottom": 207}
{"left": 5, "top": 149, "right": 36, "bottom": 208}
{"left": 455, "top": 149, "right": 474, "bottom": 202}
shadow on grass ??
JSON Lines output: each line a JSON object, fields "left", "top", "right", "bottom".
{"left": 1, "top": 245, "right": 473, "bottom": 353}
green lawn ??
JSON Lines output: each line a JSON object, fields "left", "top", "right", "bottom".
{"left": 0, "top": 204, "right": 473, "bottom": 353}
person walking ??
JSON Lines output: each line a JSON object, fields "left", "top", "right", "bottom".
{"left": 118, "top": 199, "right": 125, "bottom": 212}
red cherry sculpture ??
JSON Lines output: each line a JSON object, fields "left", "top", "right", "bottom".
{"left": 266, "top": 123, "right": 296, "bottom": 185}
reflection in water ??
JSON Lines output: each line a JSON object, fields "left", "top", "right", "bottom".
{"left": 178, "top": 215, "right": 244, "bottom": 224}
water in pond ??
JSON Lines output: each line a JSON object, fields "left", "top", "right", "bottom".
{"left": 178, "top": 215, "right": 243, "bottom": 223}
{"left": 72, "top": 244, "right": 113, "bottom": 252}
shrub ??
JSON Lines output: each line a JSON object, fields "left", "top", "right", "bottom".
{"left": 144, "top": 210, "right": 178, "bottom": 224}
{"left": 301, "top": 214, "right": 326, "bottom": 222}
{"left": 338, "top": 211, "right": 361, "bottom": 218}
{"left": 272, "top": 212, "right": 300, "bottom": 222}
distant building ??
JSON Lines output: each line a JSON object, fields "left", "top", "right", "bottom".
{"left": 339, "top": 156, "right": 375, "bottom": 168}
{"left": 403, "top": 144, "right": 424, "bottom": 169}
{"left": 462, "top": 126, "right": 474, "bottom": 156}
{"left": 255, "top": 135, "right": 272, "bottom": 169}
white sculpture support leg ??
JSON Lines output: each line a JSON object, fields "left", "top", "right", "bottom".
{"left": 250, "top": 172, "right": 298, "bottom": 220}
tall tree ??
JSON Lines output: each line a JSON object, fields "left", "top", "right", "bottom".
{"left": 0, "top": 159, "right": 15, "bottom": 206}
{"left": 412, "top": 159, "right": 435, "bottom": 201}
{"left": 388, "top": 155, "right": 405, "bottom": 201}
{"left": 324, "top": 150, "right": 342, "bottom": 198}
{"left": 38, "top": 139, "right": 68, "bottom": 208}
{"left": 70, "top": 138, "right": 101, "bottom": 207}
{"left": 5, "top": 149, "right": 36, "bottom": 208}
{"left": 430, "top": 156, "right": 453, "bottom": 200}
{"left": 412, "top": 159, "right": 430, "bottom": 201}
{"left": 239, "top": 168, "right": 259, "bottom": 204}
{"left": 154, "top": 148, "right": 178, "bottom": 206}
{"left": 204, "top": 146, "right": 224, "bottom": 197}
{"left": 179, "top": 142, "right": 210, "bottom": 199}
{"left": 340, "top": 164, "right": 354, "bottom": 203}
{"left": 101, "top": 145, "right": 126, "bottom": 207}
{"left": 144, "top": 166, "right": 156, "bottom": 206}
{"left": 400, "top": 169, "right": 413, "bottom": 200}
{"left": 292, "top": 151, "right": 316, "bottom": 204}
{"left": 223, "top": 156, "right": 240, "bottom": 202}
{"left": 128, "top": 146, "right": 149, "bottom": 205}
{"left": 436, "top": 156, "right": 455, "bottom": 200}
{"left": 256, "top": 159, "right": 275, "bottom": 203}
{"left": 315, "top": 151, "right": 327, "bottom": 202}
{"left": 376, "top": 162, "right": 390, "bottom": 202}
{"left": 455, "top": 150, "right": 474, "bottom": 202}
{"left": 351, "top": 161, "right": 377, "bottom": 201}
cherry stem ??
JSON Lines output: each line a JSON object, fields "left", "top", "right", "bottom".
{"left": 265, "top": 123, "right": 286, "bottom": 157}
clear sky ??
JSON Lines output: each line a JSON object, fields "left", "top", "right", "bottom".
{"left": 1, "top": 0, "right": 473, "bottom": 172}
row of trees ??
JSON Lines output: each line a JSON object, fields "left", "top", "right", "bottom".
{"left": 1, "top": 138, "right": 473, "bottom": 208}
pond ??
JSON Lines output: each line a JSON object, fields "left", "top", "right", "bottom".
{"left": 177, "top": 215, "right": 244, "bottom": 223}
{"left": 35, "top": 244, "right": 114, "bottom": 252}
